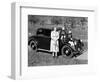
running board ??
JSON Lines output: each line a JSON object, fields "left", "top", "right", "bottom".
{"left": 37, "top": 48, "right": 51, "bottom": 52}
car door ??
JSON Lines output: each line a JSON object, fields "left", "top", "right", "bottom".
{"left": 36, "top": 36, "right": 51, "bottom": 50}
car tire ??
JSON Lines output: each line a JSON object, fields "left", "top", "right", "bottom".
{"left": 61, "top": 45, "right": 73, "bottom": 58}
{"left": 29, "top": 39, "right": 37, "bottom": 50}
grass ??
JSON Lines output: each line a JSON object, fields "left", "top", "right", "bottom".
{"left": 28, "top": 45, "right": 88, "bottom": 66}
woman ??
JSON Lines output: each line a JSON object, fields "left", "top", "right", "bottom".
{"left": 50, "top": 27, "right": 59, "bottom": 57}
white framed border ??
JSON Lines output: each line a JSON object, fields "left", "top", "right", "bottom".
{"left": 11, "top": 2, "right": 97, "bottom": 80}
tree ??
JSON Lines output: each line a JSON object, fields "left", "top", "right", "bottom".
{"left": 28, "top": 15, "right": 40, "bottom": 25}
{"left": 51, "top": 17, "right": 63, "bottom": 25}
{"left": 80, "top": 17, "right": 88, "bottom": 26}
{"left": 65, "top": 17, "right": 76, "bottom": 29}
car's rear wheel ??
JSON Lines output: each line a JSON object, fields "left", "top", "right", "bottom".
{"left": 29, "top": 39, "right": 37, "bottom": 50}
{"left": 61, "top": 45, "right": 73, "bottom": 58}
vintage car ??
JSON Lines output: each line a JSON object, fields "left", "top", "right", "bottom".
{"left": 28, "top": 28, "right": 84, "bottom": 58}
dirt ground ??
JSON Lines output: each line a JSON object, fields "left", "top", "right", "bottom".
{"left": 28, "top": 46, "right": 88, "bottom": 66}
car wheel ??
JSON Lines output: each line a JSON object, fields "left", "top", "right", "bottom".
{"left": 29, "top": 40, "right": 37, "bottom": 50}
{"left": 61, "top": 45, "right": 73, "bottom": 58}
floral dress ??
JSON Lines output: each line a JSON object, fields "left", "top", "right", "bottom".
{"left": 50, "top": 31, "right": 59, "bottom": 52}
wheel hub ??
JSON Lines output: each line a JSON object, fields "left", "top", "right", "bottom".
{"left": 65, "top": 50, "right": 68, "bottom": 54}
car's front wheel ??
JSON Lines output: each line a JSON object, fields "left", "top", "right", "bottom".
{"left": 61, "top": 45, "right": 73, "bottom": 58}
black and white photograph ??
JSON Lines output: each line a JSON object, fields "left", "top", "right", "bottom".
{"left": 28, "top": 15, "right": 88, "bottom": 66}
{"left": 10, "top": 2, "right": 97, "bottom": 80}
